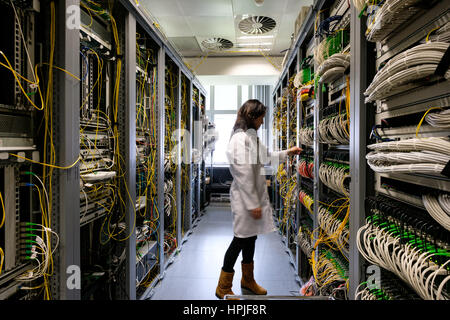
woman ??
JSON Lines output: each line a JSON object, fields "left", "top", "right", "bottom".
{"left": 215, "top": 99, "right": 302, "bottom": 299}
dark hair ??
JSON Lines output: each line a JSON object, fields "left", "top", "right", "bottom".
{"left": 232, "top": 99, "right": 267, "bottom": 134}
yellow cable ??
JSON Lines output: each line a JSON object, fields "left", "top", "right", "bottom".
{"left": 416, "top": 107, "right": 443, "bottom": 137}
{"left": 0, "top": 191, "right": 5, "bottom": 229}
{"left": 0, "top": 51, "right": 44, "bottom": 110}
{"left": 9, "top": 153, "right": 81, "bottom": 169}
{"left": 426, "top": 26, "right": 441, "bottom": 42}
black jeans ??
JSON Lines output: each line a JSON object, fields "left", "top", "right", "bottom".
{"left": 222, "top": 236, "right": 257, "bottom": 273}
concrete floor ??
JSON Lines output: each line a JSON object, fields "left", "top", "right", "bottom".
{"left": 150, "top": 204, "right": 301, "bottom": 300}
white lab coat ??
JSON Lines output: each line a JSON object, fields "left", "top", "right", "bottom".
{"left": 226, "top": 130, "right": 288, "bottom": 238}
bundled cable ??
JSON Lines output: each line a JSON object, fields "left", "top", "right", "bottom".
{"left": 365, "top": 0, "right": 423, "bottom": 42}
{"left": 298, "top": 127, "right": 314, "bottom": 146}
{"left": 365, "top": 42, "right": 450, "bottom": 102}
{"left": 367, "top": 137, "right": 450, "bottom": 154}
{"left": 318, "top": 206, "right": 349, "bottom": 256}
{"left": 366, "top": 137, "right": 450, "bottom": 175}
{"left": 319, "top": 114, "right": 349, "bottom": 145}
{"left": 317, "top": 53, "right": 350, "bottom": 84}
{"left": 359, "top": 196, "right": 450, "bottom": 300}
{"left": 424, "top": 22, "right": 450, "bottom": 44}
{"left": 355, "top": 270, "right": 421, "bottom": 300}
{"left": 319, "top": 162, "right": 350, "bottom": 197}
{"left": 297, "top": 226, "right": 314, "bottom": 258}
{"left": 298, "top": 82, "right": 315, "bottom": 101}
{"left": 422, "top": 193, "right": 450, "bottom": 231}
{"left": 299, "top": 190, "right": 314, "bottom": 213}
{"left": 311, "top": 249, "right": 348, "bottom": 291}
{"left": 357, "top": 218, "right": 450, "bottom": 300}
{"left": 297, "top": 159, "right": 314, "bottom": 179}
{"left": 425, "top": 108, "right": 450, "bottom": 128}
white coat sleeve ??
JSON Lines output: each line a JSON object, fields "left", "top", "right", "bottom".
{"left": 269, "top": 150, "right": 289, "bottom": 163}
{"left": 227, "top": 134, "right": 261, "bottom": 211}
{"left": 258, "top": 142, "right": 289, "bottom": 166}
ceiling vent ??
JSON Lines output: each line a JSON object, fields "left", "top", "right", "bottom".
{"left": 238, "top": 16, "right": 276, "bottom": 35}
{"left": 201, "top": 38, "right": 234, "bottom": 50}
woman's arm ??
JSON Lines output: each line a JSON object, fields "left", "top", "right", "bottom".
{"left": 262, "top": 146, "right": 302, "bottom": 164}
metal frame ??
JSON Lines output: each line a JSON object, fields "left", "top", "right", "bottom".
{"left": 53, "top": 0, "right": 81, "bottom": 300}
{"left": 271, "top": 0, "right": 373, "bottom": 300}
{"left": 176, "top": 68, "right": 182, "bottom": 250}
{"left": 0, "top": 0, "right": 209, "bottom": 301}
{"left": 124, "top": 10, "right": 137, "bottom": 300}
{"left": 348, "top": 2, "right": 368, "bottom": 300}
{"left": 157, "top": 46, "right": 166, "bottom": 278}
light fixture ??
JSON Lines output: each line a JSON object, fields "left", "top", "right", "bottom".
{"left": 254, "top": 0, "right": 264, "bottom": 7}
{"left": 237, "top": 42, "right": 273, "bottom": 46}
{"left": 235, "top": 48, "right": 270, "bottom": 52}
{"left": 237, "top": 35, "right": 274, "bottom": 40}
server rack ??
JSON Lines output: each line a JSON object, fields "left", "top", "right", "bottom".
{"left": 272, "top": 0, "right": 450, "bottom": 300}
{"left": 0, "top": 0, "right": 208, "bottom": 300}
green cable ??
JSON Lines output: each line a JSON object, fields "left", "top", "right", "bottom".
{"left": 358, "top": 4, "right": 368, "bottom": 19}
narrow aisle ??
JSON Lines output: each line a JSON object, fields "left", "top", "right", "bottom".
{"left": 150, "top": 205, "right": 301, "bottom": 300}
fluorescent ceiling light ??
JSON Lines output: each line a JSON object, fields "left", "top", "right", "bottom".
{"left": 235, "top": 48, "right": 271, "bottom": 52}
{"left": 237, "top": 35, "right": 274, "bottom": 40}
{"left": 237, "top": 42, "right": 273, "bottom": 46}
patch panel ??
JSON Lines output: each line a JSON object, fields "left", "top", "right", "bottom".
{"left": 356, "top": 270, "right": 421, "bottom": 300}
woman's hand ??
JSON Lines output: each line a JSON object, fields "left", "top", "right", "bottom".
{"left": 287, "top": 146, "right": 302, "bottom": 156}
{"left": 251, "top": 208, "right": 262, "bottom": 220}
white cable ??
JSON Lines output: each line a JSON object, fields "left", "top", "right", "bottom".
{"left": 425, "top": 109, "right": 450, "bottom": 128}
{"left": 319, "top": 163, "right": 350, "bottom": 196}
{"left": 357, "top": 219, "right": 449, "bottom": 300}
{"left": 365, "top": 41, "right": 450, "bottom": 102}
{"left": 422, "top": 194, "right": 450, "bottom": 231}
{"left": 299, "top": 127, "right": 314, "bottom": 146}
{"left": 365, "top": 0, "right": 423, "bottom": 42}
{"left": 319, "top": 114, "right": 349, "bottom": 145}
{"left": 367, "top": 137, "right": 450, "bottom": 155}
{"left": 366, "top": 151, "right": 450, "bottom": 165}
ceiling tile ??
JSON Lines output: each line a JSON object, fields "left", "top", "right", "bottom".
{"left": 155, "top": 16, "right": 193, "bottom": 37}
{"left": 140, "top": 0, "right": 183, "bottom": 17}
{"left": 177, "top": 0, "right": 233, "bottom": 17}
{"left": 284, "top": 0, "right": 314, "bottom": 14}
{"left": 186, "top": 16, "right": 236, "bottom": 38}
{"left": 232, "top": 0, "right": 289, "bottom": 16}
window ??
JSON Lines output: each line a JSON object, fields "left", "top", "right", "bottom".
{"left": 214, "top": 85, "right": 238, "bottom": 110}
{"left": 241, "top": 85, "right": 249, "bottom": 105}
{"left": 207, "top": 84, "right": 270, "bottom": 165}
{"left": 211, "top": 113, "right": 236, "bottom": 165}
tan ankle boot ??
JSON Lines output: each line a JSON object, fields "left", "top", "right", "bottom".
{"left": 215, "top": 269, "right": 235, "bottom": 299}
{"left": 241, "top": 261, "right": 267, "bottom": 295}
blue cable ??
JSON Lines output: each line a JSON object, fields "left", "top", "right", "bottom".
{"left": 80, "top": 50, "right": 89, "bottom": 81}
